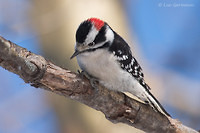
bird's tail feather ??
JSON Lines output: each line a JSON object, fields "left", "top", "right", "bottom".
{"left": 144, "top": 89, "right": 170, "bottom": 117}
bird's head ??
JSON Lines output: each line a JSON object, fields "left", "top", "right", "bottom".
{"left": 70, "top": 18, "right": 114, "bottom": 59}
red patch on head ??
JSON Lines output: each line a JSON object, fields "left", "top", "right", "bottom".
{"left": 88, "top": 18, "right": 104, "bottom": 30}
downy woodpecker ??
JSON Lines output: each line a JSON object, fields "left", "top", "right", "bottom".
{"left": 71, "top": 18, "right": 170, "bottom": 116}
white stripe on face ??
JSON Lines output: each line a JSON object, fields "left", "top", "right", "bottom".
{"left": 84, "top": 25, "right": 98, "bottom": 45}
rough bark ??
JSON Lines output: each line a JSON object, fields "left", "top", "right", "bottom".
{"left": 0, "top": 36, "right": 198, "bottom": 133}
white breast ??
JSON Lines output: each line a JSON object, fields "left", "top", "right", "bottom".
{"left": 76, "top": 49, "right": 145, "bottom": 98}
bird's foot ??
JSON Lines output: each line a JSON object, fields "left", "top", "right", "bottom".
{"left": 78, "top": 70, "right": 99, "bottom": 90}
{"left": 89, "top": 78, "right": 99, "bottom": 90}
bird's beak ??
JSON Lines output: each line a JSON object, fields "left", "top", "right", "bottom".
{"left": 70, "top": 50, "right": 80, "bottom": 59}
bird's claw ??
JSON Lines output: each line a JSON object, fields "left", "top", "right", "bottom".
{"left": 78, "top": 70, "right": 99, "bottom": 90}
{"left": 78, "top": 70, "right": 91, "bottom": 79}
{"left": 89, "top": 78, "right": 99, "bottom": 90}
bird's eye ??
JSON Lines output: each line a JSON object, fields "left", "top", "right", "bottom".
{"left": 88, "top": 42, "right": 95, "bottom": 46}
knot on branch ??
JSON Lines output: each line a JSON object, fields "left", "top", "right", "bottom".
{"left": 0, "top": 36, "right": 47, "bottom": 83}
{"left": 22, "top": 54, "right": 47, "bottom": 83}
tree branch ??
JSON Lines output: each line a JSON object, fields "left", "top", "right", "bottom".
{"left": 0, "top": 36, "right": 198, "bottom": 133}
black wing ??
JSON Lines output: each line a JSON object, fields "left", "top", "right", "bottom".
{"left": 109, "top": 32, "right": 150, "bottom": 90}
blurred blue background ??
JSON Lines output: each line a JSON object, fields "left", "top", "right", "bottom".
{"left": 125, "top": 0, "right": 200, "bottom": 79}
{"left": 0, "top": 0, "right": 199, "bottom": 132}
{"left": 0, "top": 0, "right": 59, "bottom": 133}
{"left": 125, "top": 0, "right": 200, "bottom": 129}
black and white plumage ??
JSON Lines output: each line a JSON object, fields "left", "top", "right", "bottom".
{"left": 109, "top": 31, "right": 150, "bottom": 90}
{"left": 71, "top": 18, "right": 170, "bottom": 116}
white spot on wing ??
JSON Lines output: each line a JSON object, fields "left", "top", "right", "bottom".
{"left": 131, "top": 58, "right": 135, "bottom": 65}
{"left": 128, "top": 68, "right": 133, "bottom": 72}
{"left": 123, "top": 55, "right": 126, "bottom": 60}
{"left": 118, "top": 50, "right": 122, "bottom": 55}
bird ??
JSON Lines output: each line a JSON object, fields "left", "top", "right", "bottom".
{"left": 70, "top": 17, "right": 170, "bottom": 116}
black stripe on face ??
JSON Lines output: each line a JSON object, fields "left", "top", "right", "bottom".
{"left": 82, "top": 41, "right": 110, "bottom": 53}
{"left": 94, "top": 25, "right": 106, "bottom": 44}
{"left": 76, "top": 21, "right": 92, "bottom": 43}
